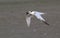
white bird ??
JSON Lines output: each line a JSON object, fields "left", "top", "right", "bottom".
{"left": 26, "top": 11, "right": 49, "bottom": 27}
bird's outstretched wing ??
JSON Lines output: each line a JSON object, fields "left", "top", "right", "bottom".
{"left": 34, "top": 13, "right": 49, "bottom": 26}
{"left": 39, "top": 12, "right": 45, "bottom": 15}
{"left": 38, "top": 16, "right": 49, "bottom": 26}
{"left": 26, "top": 16, "right": 32, "bottom": 27}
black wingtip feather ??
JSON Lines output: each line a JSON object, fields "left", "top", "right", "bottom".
{"left": 42, "top": 21, "right": 49, "bottom": 26}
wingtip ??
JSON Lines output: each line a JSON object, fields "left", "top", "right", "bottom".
{"left": 42, "top": 21, "right": 50, "bottom": 26}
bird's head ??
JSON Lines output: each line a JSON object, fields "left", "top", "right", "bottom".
{"left": 26, "top": 11, "right": 35, "bottom": 15}
{"left": 28, "top": 11, "right": 35, "bottom": 15}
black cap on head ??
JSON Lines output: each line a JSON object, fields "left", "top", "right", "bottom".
{"left": 26, "top": 12, "right": 29, "bottom": 15}
{"left": 26, "top": 11, "right": 33, "bottom": 15}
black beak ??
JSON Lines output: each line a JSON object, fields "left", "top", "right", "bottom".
{"left": 26, "top": 12, "right": 29, "bottom": 15}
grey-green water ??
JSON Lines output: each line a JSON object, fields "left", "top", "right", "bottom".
{"left": 0, "top": 0, "right": 60, "bottom": 38}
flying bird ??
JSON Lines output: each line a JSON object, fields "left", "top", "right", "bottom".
{"left": 26, "top": 11, "right": 49, "bottom": 27}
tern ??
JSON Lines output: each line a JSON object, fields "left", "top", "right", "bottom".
{"left": 26, "top": 11, "right": 49, "bottom": 27}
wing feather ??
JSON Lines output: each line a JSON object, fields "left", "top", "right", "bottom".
{"left": 26, "top": 16, "right": 32, "bottom": 27}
